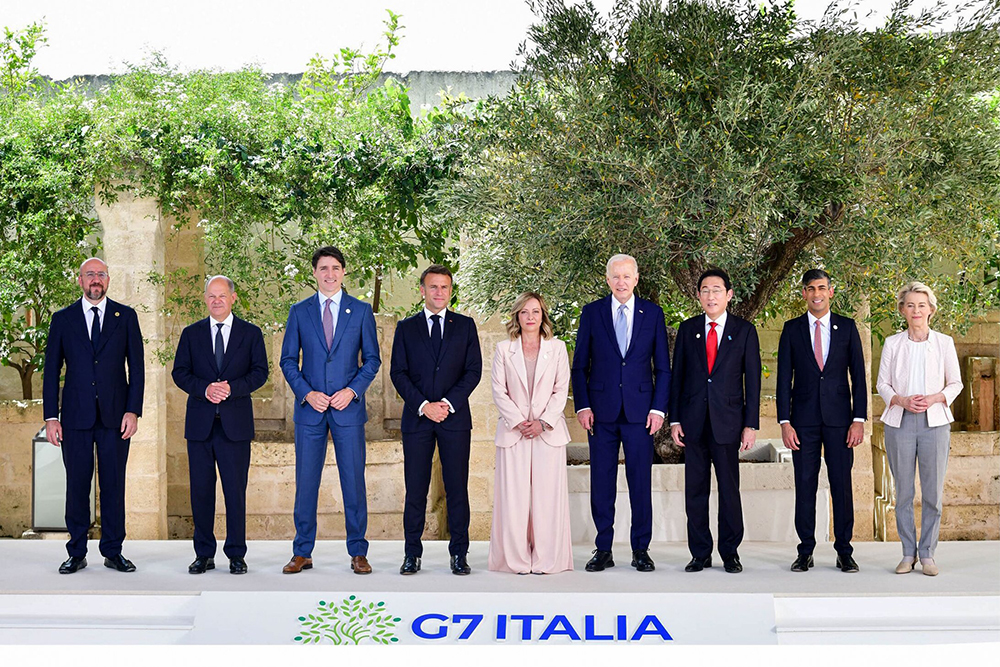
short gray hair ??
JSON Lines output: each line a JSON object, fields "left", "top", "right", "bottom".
{"left": 896, "top": 281, "right": 937, "bottom": 315}
{"left": 78, "top": 257, "right": 108, "bottom": 275}
{"left": 205, "top": 275, "right": 235, "bottom": 293}
{"left": 605, "top": 254, "right": 638, "bottom": 277}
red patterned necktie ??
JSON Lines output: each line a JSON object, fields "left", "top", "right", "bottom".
{"left": 706, "top": 322, "right": 718, "bottom": 374}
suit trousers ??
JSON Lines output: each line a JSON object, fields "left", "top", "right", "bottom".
{"left": 187, "top": 418, "right": 251, "bottom": 559}
{"left": 684, "top": 415, "right": 744, "bottom": 559}
{"left": 61, "top": 407, "right": 130, "bottom": 558}
{"left": 292, "top": 411, "right": 368, "bottom": 558}
{"left": 884, "top": 411, "right": 950, "bottom": 559}
{"left": 589, "top": 407, "right": 653, "bottom": 552}
{"left": 402, "top": 425, "right": 471, "bottom": 557}
{"left": 791, "top": 424, "right": 855, "bottom": 556}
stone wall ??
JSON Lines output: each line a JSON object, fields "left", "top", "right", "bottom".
{"left": 0, "top": 401, "right": 44, "bottom": 537}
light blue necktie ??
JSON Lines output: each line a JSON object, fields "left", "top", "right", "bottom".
{"left": 615, "top": 303, "right": 628, "bottom": 356}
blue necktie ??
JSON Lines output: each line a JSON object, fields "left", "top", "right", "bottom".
{"left": 430, "top": 314, "right": 442, "bottom": 357}
{"left": 90, "top": 306, "right": 101, "bottom": 353}
{"left": 615, "top": 303, "right": 628, "bottom": 357}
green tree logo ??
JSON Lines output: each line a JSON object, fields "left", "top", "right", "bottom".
{"left": 293, "top": 595, "right": 401, "bottom": 645}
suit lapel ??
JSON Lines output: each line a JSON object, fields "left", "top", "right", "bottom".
{"left": 694, "top": 317, "right": 709, "bottom": 374}
{"left": 625, "top": 301, "right": 645, "bottom": 360}
{"left": 438, "top": 310, "right": 456, "bottom": 361}
{"left": 510, "top": 337, "right": 529, "bottom": 393}
{"left": 70, "top": 299, "right": 90, "bottom": 349}
{"left": 219, "top": 317, "right": 245, "bottom": 374}
{"left": 94, "top": 299, "right": 122, "bottom": 355}
{"left": 532, "top": 337, "right": 555, "bottom": 395}
{"left": 599, "top": 296, "right": 624, "bottom": 360}
{"left": 305, "top": 293, "right": 327, "bottom": 352}
{"left": 328, "top": 294, "right": 353, "bottom": 356}
{"left": 201, "top": 318, "right": 220, "bottom": 374}
{"left": 799, "top": 314, "right": 821, "bottom": 372}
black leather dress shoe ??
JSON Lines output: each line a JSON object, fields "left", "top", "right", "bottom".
{"left": 684, "top": 556, "right": 712, "bottom": 572}
{"left": 631, "top": 550, "right": 655, "bottom": 572}
{"left": 188, "top": 557, "right": 215, "bottom": 574}
{"left": 450, "top": 554, "right": 471, "bottom": 575}
{"left": 104, "top": 554, "right": 136, "bottom": 572}
{"left": 836, "top": 554, "right": 859, "bottom": 573}
{"left": 723, "top": 555, "right": 743, "bottom": 573}
{"left": 59, "top": 556, "right": 87, "bottom": 574}
{"left": 585, "top": 550, "right": 615, "bottom": 572}
{"left": 400, "top": 556, "right": 421, "bottom": 575}
{"left": 790, "top": 554, "right": 814, "bottom": 572}
{"left": 229, "top": 557, "right": 247, "bottom": 575}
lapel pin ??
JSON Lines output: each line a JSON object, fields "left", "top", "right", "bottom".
{"left": 833, "top": 324, "right": 838, "bottom": 330}
{"left": 345, "top": 308, "right": 351, "bottom": 314}
{"left": 114, "top": 311, "right": 120, "bottom": 317}
{"left": 727, "top": 335, "right": 732, "bottom": 340}
{"left": 696, "top": 333, "right": 701, "bottom": 339}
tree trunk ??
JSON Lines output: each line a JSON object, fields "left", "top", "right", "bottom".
{"left": 18, "top": 362, "right": 34, "bottom": 400}
{"left": 372, "top": 270, "right": 383, "bottom": 314}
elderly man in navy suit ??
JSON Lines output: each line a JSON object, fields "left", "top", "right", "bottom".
{"left": 669, "top": 269, "right": 760, "bottom": 574}
{"left": 572, "top": 254, "right": 670, "bottom": 573}
{"left": 279, "top": 246, "right": 381, "bottom": 575}
{"left": 172, "top": 275, "right": 268, "bottom": 575}
{"left": 43, "top": 257, "right": 145, "bottom": 574}
{"left": 390, "top": 265, "right": 482, "bottom": 576}
{"left": 777, "top": 268, "right": 867, "bottom": 573}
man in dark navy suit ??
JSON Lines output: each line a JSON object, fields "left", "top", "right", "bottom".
{"left": 279, "top": 246, "right": 381, "bottom": 575}
{"left": 572, "top": 254, "right": 670, "bottom": 573}
{"left": 777, "top": 268, "right": 867, "bottom": 573}
{"left": 172, "top": 275, "right": 268, "bottom": 575}
{"left": 669, "top": 269, "right": 760, "bottom": 574}
{"left": 43, "top": 257, "right": 145, "bottom": 574}
{"left": 390, "top": 265, "right": 482, "bottom": 575}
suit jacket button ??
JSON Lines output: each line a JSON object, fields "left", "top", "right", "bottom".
{"left": 708, "top": 378, "right": 712, "bottom": 383}
{"left": 621, "top": 361, "right": 626, "bottom": 367}
{"left": 436, "top": 367, "right": 440, "bottom": 371}
{"left": 619, "top": 383, "right": 622, "bottom": 388}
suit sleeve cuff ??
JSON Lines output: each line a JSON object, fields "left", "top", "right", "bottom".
{"left": 576, "top": 407, "right": 592, "bottom": 414}
{"left": 648, "top": 410, "right": 665, "bottom": 418}
{"left": 442, "top": 398, "right": 455, "bottom": 413}
{"left": 779, "top": 420, "right": 790, "bottom": 425}
{"left": 417, "top": 400, "right": 428, "bottom": 416}
{"left": 669, "top": 421, "right": 679, "bottom": 426}
{"left": 45, "top": 417, "right": 58, "bottom": 422}
{"left": 853, "top": 418, "right": 866, "bottom": 423}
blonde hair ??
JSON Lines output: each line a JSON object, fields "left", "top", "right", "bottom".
{"left": 506, "top": 292, "right": 555, "bottom": 340}
{"left": 896, "top": 281, "right": 938, "bottom": 320}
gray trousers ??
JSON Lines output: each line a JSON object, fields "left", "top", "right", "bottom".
{"left": 884, "top": 411, "right": 951, "bottom": 558}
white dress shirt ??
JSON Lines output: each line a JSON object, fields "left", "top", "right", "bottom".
{"left": 82, "top": 297, "right": 108, "bottom": 339}
{"left": 418, "top": 307, "right": 454, "bottom": 416}
{"left": 209, "top": 312, "right": 234, "bottom": 355}
{"left": 704, "top": 311, "right": 727, "bottom": 349}
{"left": 318, "top": 289, "right": 342, "bottom": 332}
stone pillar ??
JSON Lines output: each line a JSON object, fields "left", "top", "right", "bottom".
{"left": 96, "top": 187, "right": 168, "bottom": 540}
{"left": 853, "top": 297, "right": 875, "bottom": 541}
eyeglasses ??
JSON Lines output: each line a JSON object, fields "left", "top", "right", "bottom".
{"left": 699, "top": 288, "right": 726, "bottom": 297}
{"left": 83, "top": 272, "right": 109, "bottom": 279}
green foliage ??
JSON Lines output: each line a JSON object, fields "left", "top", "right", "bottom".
{"left": 293, "top": 596, "right": 401, "bottom": 645}
{"left": 0, "top": 22, "right": 100, "bottom": 399}
{"left": 446, "top": 0, "right": 1000, "bottom": 337}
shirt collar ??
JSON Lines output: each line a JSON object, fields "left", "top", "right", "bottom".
{"left": 807, "top": 311, "right": 831, "bottom": 329}
{"left": 210, "top": 312, "right": 234, "bottom": 329}
{"left": 83, "top": 297, "right": 107, "bottom": 314}
{"left": 705, "top": 310, "right": 728, "bottom": 330}
{"left": 319, "top": 289, "right": 342, "bottom": 308}
{"left": 612, "top": 294, "right": 636, "bottom": 313}
{"left": 424, "top": 307, "right": 447, "bottom": 321}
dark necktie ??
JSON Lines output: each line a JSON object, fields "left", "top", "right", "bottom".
{"left": 430, "top": 314, "right": 442, "bottom": 357}
{"left": 90, "top": 306, "right": 101, "bottom": 353}
{"left": 706, "top": 321, "right": 718, "bottom": 374}
{"left": 215, "top": 323, "right": 225, "bottom": 371}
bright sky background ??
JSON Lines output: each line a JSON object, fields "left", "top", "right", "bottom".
{"left": 1, "top": 0, "right": 968, "bottom": 78}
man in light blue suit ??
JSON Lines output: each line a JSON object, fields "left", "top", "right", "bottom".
{"left": 279, "top": 246, "right": 381, "bottom": 575}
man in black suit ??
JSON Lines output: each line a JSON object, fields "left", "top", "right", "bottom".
{"left": 43, "top": 257, "right": 145, "bottom": 574}
{"left": 777, "top": 268, "right": 867, "bottom": 573}
{"left": 172, "top": 275, "right": 269, "bottom": 575}
{"left": 669, "top": 269, "right": 760, "bottom": 574}
{"left": 390, "top": 265, "right": 482, "bottom": 575}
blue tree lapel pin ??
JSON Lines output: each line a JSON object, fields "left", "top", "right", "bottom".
{"left": 727, "top": 335, "right": 732, "bottom": 341}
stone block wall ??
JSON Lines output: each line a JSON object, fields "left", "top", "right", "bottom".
{"left": 0, "top": 401, "right": 44, "bottom": 537}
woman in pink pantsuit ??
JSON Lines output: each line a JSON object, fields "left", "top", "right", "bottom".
{"left": 488, "top": 292, "right": 574, "bottom": 574}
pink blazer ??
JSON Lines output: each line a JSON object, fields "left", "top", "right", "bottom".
{"left": 876, "top": 329, "right": 963, "bottom": 428}
{"left": 491, "top": 336, "right": 572, "bottom": 449}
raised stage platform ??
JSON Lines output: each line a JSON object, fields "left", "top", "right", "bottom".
{"left": 1, "top": 539, "right": 997, "bottom": 645}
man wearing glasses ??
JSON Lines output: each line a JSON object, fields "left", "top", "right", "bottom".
{"left": 669, "top": 269, "right": 760, "bottom": 574}
{"left": 43, "top": 258, "right": 145, "bottom": 574}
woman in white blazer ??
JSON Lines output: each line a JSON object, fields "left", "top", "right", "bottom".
{"left": 877, "top": 281, "right": 963, "bottom": 576}
{"left": 488, "top": 292, "right": 574, "bottom": 574}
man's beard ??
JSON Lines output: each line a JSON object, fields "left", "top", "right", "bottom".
{"left": 85, "top": 284, "right": 105, "bottom": 300}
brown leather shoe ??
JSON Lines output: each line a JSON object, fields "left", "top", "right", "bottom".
{"left": 351, "top": 555, "right": 372, "bottom": 575}
{"left": 282, "top": 556, "right": 313, "bottom": 574}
